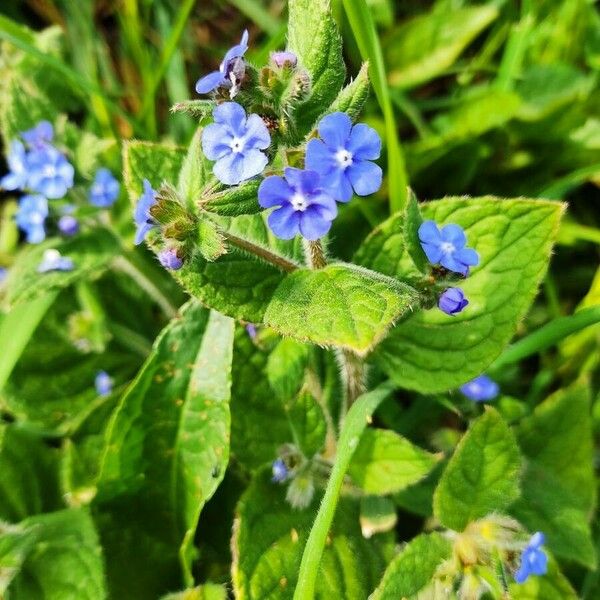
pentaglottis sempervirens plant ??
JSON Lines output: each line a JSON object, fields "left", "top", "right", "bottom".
{"left": 0, "top": 0, "right": 597, "bottom": 599}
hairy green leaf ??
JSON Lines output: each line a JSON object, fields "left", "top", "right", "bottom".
{"left": 202, "top": 180, "right": 263, "bottom": 217}
{"left": 327, "top": 62, "right": 370, "bottom": 122}
{"left": 0, "top": 524, "right": 37, "bottom": 594}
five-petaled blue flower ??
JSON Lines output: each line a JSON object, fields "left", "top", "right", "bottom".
{"left": 89, "top": 168, "right": 120, "bottom": 207}
{"left": 158, "top": 248, "right": 183, "bottom": 270}
{"left": 37, "top": 248, "right": 74, "bottom": 273}
{"left": 27, "top": 146, "right": 74, "bottom": 199}
{"left": 15, "top": 194, "right": 48, "bottom": 243}
{"left": 202, "top": 102, "right": 270, "bottom": 186}
{"left": 1, "top": 141, "right": 30, "bottom": 191}
{"left": 195, "top": 30, "right": 249, "bottom": 96}
{"left": 418, "top": 220, "right": 479, "bottom": 276}
{"left": 58, "top": 215, "right": 79, "bottom": 236}
{"left": 515, "top": 532, "right": 548, "bottom": 584}
{"left": 439, "top": 287, "right": 468, "bottom": 315}
{"left": 95, "top": 371, "right": 113, "bottom": 396}
{"left": 272, "top": 458, "right": 289, "bottom": 483}
{"left": 460, "top": 374, "right": 499, "bottom": 402}
{"left": 22, "top": 121, "right": 53, "bottom": 149}
{"left": 133, "top": 179, "right": 158, "bottom": 245}
{"left": 258, "top": 168, "right": 337, "bottom": 240}
{"left": 305, "top": 112, "right": 382, "bottom": 203}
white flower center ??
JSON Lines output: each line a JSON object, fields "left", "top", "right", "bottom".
{"left": 230, "top": 137, "right": 245, "bottom": 153}
{"left": 335, "top": 148, "right": 353, "bottom": 168}
{"left": 30, "top": 213, "right": 44, "bottom": 224}
{"left": 440, "top": 241, "right": 455, "bottom": 255}
{"left": 42, "top": 249, "right": 61, "bottom": 263}
{"left": 43, "top": 164, "right": 57, "bottom": 177}
{"left": 290, "top": 192, "right": 309, "bottom": 212}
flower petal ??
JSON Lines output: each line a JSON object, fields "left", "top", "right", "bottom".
{"left": 421, "top": 242, "right": 443, "bottom": 265}
{"left": 317, "top": 112, "right": 352, "bottom": 149}
{"left": 418, "top": 221, "right": 441, "bottom": 244}
{"left": 440, "top": 223, "right": 466, "bottom": 247}
{"left": 195, "top": 70, "right": 226, "bottom": 94}
{"left": 202, "top": 123, "right": 233, "bottom": 160}
{"left": 213, "top": 102, "right": 247, "bottom": 136}
{"left": 308, "top": 192, "right": 337, "bottom": 220}
{"left": 284, "top": 167, "right": 320, "bottom": 194}
{"left": 456, "top": 247, "right": 480, "bottom": 268}
{"left": 305, "top": 139, "right": 337, "bottom": 175}
{"left": 222, "top": 29, "right": 249, "bottom": 64}
{"left": 258, "top": 175, "right": 293, "bottom": 208}
{"left": 299, "top": 208, "right": 333, "bottom": 240}
{"left": 244, "top": 114, "right": 270, "bottom": 150}
{"left": 239, "top": 149, "right": 268, "bottom": 181}
{"left": 213, "top": 153, "right": 245, "bottom": 185}
{"left": 347, "top": 160, "right": 382, "bottom": 196}
{"left": 321, "top": 168, "right": 353, "bottom": 202}
{"left": 347, "top": 124, "right": 381, "bottom": 160}
{"left": 268, "top": 204, "right": 301, "bottom": 239}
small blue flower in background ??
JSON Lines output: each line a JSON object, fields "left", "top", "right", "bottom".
{"left": 22, "top": 120, "right": 53, "bottom": 149}
{"left": 305, "top": 112, "right": 382, "bottom": 203}
{"left": 1, "top": 141, "right": 30, "bottom": 191}
{"left": 272, "top": 458, "right": 289, "bottom": 483}
{"left": 202, "top": 102, "right": 270, "bottom": 186}
{"left": 0, "top": 267, "right": 6, "bottom": 284}
{"left": 438, "top": 287, "right": 469, "bottom": 315}
{"left": 195, "top": 30, "right": 249, "bottom": 95}
{"left": 89, "top": 168, "right": 120, "bottom": 207}
{"left": 259, "top": 167, "right": 337, "bottom": 240}
{"left": 158, "top": 248, "right": 183, "bottom": 270}
{"left": 95, "top": 371, "right": 113, "bottom": 397}
{"left": 58, "top": 215, "right": 79, "bottom": 236}
{"left": 270, "top": 50, "right": 297, "bottom": 68}
{"left": 27, "top": 146, "right": 74, "bottom": 199}
{"left": 15, "top": 194, "right": 48, "bottom": 243}
{"left": 460, "top": 374, "right": 499, "bottom": 402}
{"left": 418, "top": 220, "right": 479, "bottom": 276}
{"left": 37, "top": 248, "right": 74, "bottom": 273}
{"left": 245, "top": 323, "right": 257, "bottom": 340}
{"left": 133, "top": 179, "right": 158, "bottom": 245}
{"left": 515, "top": 532, "right": 548, "bottom": 583}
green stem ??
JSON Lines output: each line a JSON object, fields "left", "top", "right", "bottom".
{"left": 491, "top": 306, "right": 600, "bottom": 370}
{"left": 336, "top": 348, "right": 366, "bottom": 429}
{"left": 107, "top": 322, "right": 152, "bottom": 357}
{"left": 293, "top": 384, "right": 393, "bottom": 600}
{"left": 222, "top": 231, "right": 299, "bottom": 272}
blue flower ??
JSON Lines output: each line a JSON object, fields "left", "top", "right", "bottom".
{"left": 27, "top": 146, "right": 74, "bottom": 199}
{"left": 158, "top": 248, "right": 183, "bottom": 270}
{"left": 15, "top": 194, "right": 48, "bottom": 243}
{"left": 95, "top": 371, "right": 113, "bottom": 397}
{"left": 515, "top": 532, "right": 548, "bottom": 583}
{"left": 37, "top": 249, "right": 74, "bottom": 273}
{"left": 202, "top": 102, "right": 270, "bottom": 185}
{"left": 305, "top": 112, "right": 382, "bottom": 203}
{"left": 58, "top": 215, "right": 79, "bottom": 236}
{"left": 460, "top": 375, "right": 499, "bottom": 402}
{"left": 0, "top": 267, "right": 6, "bottom": 283}
{"left": 272, "top": 458, "right": 289, "bottom": 483}
{"left": 195, "top": 30, "right": 249, "bottom": 95}
{"left": 245, "top": 323, "right": 257, "bottom": 340}
{"left": 418, "top": 220, "right": 479, "bottom": 276}
{"left": 258, "top": 168, "right": 337, "bottom": 240}
{"left": 439, "top": 287, "right": 468, "bottom": 315}
{"left": 270, "top": 51, "right": 297, "bottom": 68}
{"left": 89, "top": 168, "right": 120, "bottom": 207}
{"left": 22, "top": 120, "right": 53, "bottom": 149}
{"left": 1, "top": 141, "right": 30, "bottom": 191}
{"left": 133, "top": 179, "right": 158, "bottom": 245}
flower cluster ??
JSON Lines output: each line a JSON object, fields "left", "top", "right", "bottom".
{"left": 2, "top": 120, "right": 120, "bottom": 257}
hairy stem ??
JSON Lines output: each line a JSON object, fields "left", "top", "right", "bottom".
{"left": 302, "top": 239, "right": 327, "bottom": 269}
{"left": 221, "top": 231, "right": 299, "bottom": 273}
{"left": 336, "top": 348, "right": 367, "bottom": 429}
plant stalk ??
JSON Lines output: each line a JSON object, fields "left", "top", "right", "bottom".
{"left": 221, "top": 231, "right": 299, "bottom": 272}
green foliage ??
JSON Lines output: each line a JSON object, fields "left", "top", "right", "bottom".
{"left": 433, "top": 409, "right": 521, "bottom": 531}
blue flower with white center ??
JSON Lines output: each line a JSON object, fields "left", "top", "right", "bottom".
{"left": 89, "top": 168, "right": 120, "bottom": 207}
{"left": 515, "top": 532, "right": 548, "bottom": 583}
{"left": 202, "top": 102, "right": 270, "bottom": 186}
{"left": 58, "top": 215, "right": 79, "bottom": 236}
{"left": 95, "top": 371, "right": 113, "bottom": 396}
{"left": 22, "top": 120, "right": 53, "bottom": 149}
{"left": 258, "top": 168, "right": 337, "bottom": 240}
{"left": 1, "top": 141, "right": 30, "bottom": 191}
{"left": 439, "top": 287, "right": 468, "bottom": 315}
{"left": 460, "top": 375, "right": 499, "bottom": 402}
{"left": 15, "top": 194, "right": 48, "bottom": 243}
{"left": 37, "top": 248, "right": 74, "bottom": 273}
{"left": 158, "top": 248, "right": 183, "bottom": 270}
{"left": 133, "top": 179, "right": 158, "bottom": 245}
{"left": 272, "top": 458, "right": 289, "bottom": 483}
{"left": 305, "top": 112, "right": 382, "bottom": 203}
{"left": 418, "top": 220, "right": 479, "bottom": 276}
{"left": 195, "top": 30, "right": 249, "bottom": 95}
{"left": 27, "top": 146, "right": 74, "bottom": 199}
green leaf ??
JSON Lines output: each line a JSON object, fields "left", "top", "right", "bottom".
{"left": 433, "top": 409, "right": 521, "bottom": 531}
{"left": 202, "top": 180, "right": 263, "bottom": 217}
{"left": 96, "top": 302, "right": 234, "bottom": 596}
{"left": 359, "top": 496, "right": 397, "bottom": 538}
{"left": 327, "top": 62, "right": 370, "bottom": 122}
{"left": 370, "top": 532, "right": 452, "bottom": 599}
{"left": 8, "top": 509, "right": 107, "bottom": 600}
{"left": 2, "top": 230, "right": 119, "bottom": 308}
{"left": 385, "top": 5, "right": 498, "bottom": 88}
{"left": 232, "top": 470, "right": 392, "bottom": 600}
{"left": 402, "top": 192, "right": 427, "bottom": 273}
{"left": 264, "top": 264, "right": 418, "bottom": 355}
{"left": 177, "top": 127, "right": 212, "bottom": 207}
{"left": 287, "top": 0, "right": 346, "bottom": 133}
{"left": 511, "top": 382, "right": 596, "bottom": 568}
{"left": 267, "top": 338, "right": 310, "bottom": 402}
{"left": 363, "top": 197, "right": 564, "bottom": 392}
{"left": 348, "top": 428, "right": 439, "bottom": 495}
{"left": 197, "top": 219, "right": 226, "bottom": 261}
{"left": 508, "top": 557, "right": 578, "bottom": 600}
{"left": 0, "top": 524, "right": 37, "bottom": 593}
{"left": 285, "top": 390, "right": 327, "bottom": 458}
{"left": 160, "top": 583, "right": 227, "bottom": 600}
